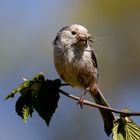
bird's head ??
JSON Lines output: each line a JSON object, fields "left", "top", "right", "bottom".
{"left": 54, "top": 24, "right": 93, "bottom": 48}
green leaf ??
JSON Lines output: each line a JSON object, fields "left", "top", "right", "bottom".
{"left": 22, "top": 105, "right": 30, "bottom": 123}
{"left": 15, "top": 91, "right": 34, "bottom": 121}
{"left": 112, "top": 116, "right": 140, "bottom": 140}
{"left": 31, "top": 79, "right": 61, "bottom": 126}
{"left": 112, "top": 117, "right": 126, "bottom": 140}
{"left": 125, "top": 117, "right": 140, "bottom": 140}
{"left": 5, "top": 72, "right": 44, "bottom": 99}
{"left": 6, "top": 73, "right": 61, "bottom": 126}
{"left": 5, "top": 79, "right": 30, "bottom": 99}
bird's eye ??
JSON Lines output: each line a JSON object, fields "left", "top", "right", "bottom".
{"left": 71, "top": 31, "right": 77, "bottom": 35}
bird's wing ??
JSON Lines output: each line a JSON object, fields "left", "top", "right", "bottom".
{"left": 91, "top": 47, "right": 98, "bottom": 68}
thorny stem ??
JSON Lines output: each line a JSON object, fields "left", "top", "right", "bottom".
{"left": 59, "top": 89, "right": 140, "bottom": 117}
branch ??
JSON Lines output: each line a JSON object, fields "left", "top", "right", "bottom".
{"left": 59, "top": 89, "right": 140, "bottom": 117}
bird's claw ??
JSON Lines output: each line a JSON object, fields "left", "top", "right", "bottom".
{"left": 77, "top": 95, "right": 85, "bottom": 109}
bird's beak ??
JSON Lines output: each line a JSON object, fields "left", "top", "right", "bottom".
{"left": 78, "top": 34, "right": 87, "bottom": 41}
{"left": 78, "top": 34, "right": 93, "bottom": 43}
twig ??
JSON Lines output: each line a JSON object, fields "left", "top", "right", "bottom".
{"left": 59, "top": 89, "right": 140, "bottom": 117}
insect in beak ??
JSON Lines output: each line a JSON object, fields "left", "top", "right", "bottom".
{"left": 76, "top": 34, "right": 93, "bottom": 46}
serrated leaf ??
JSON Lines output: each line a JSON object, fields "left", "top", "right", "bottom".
{"left": 5, "top": 80, "right": 30, "bottom": 99}
{"left": 6, "top": 73, "right": 61, "bottom": 126}
{"left": 22, "top": 105, "right": 30, "bottom": 123}
{"left": 112, "top": 116, "right": 140, "bottom": 140}
{"left": 31, "top": 79, "right": 61, "bottom": 126}
{"left": 125, "top": 117, "right": 140, "bottom": 140}
{"left": 15, "top": 91, "right": 34, "bottom": 121}
{"left": 5, "top": 73, "right": 44, "bottom": 99}
{"left": 112, "top": 117, "right": 126, "bottom": 140}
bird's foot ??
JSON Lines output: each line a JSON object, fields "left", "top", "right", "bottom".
{"left": 77, "top": 89, "right": 88, "bottom": 109}
{"left": 77, "top": 94, "right": 85, "bottom": 109}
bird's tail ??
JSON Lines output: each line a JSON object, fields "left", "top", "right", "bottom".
{"left": 89, "top": 87, "right": 115, "bottom": 136}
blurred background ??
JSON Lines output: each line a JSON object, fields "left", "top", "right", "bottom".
{"left": 0, "top": 0, "right": 140, "bottom": 140}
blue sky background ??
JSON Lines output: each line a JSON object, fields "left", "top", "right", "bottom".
{"left": 1, "top": 0, "right": 140, "bottom": 140}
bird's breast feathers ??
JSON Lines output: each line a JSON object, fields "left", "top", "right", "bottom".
{"left": 54, "top": 46, "right": 97, "bottom": 87}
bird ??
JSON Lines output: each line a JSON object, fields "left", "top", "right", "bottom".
{"left": 53, "top": 24, "right": 115, "bottom": 136}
